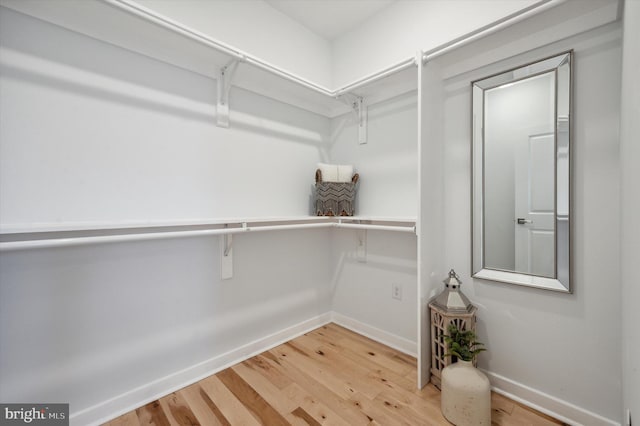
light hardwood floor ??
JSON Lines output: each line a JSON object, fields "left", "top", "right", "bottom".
{"left": 104, "top": 323, "right": 565, "bottom": 425}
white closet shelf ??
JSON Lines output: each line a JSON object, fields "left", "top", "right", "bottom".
{"left": 0, "top": 0, "right": 340, "bottom": 117}
{"left": 0, "top": 216, "right": 416, "bottom": 251}
{"left": 0, "top": 0, "right": 566, "bottom": 118}
{"left": 0, "top": 216, "right": 331, "bottom": 234}
{"left": 0, "top": 0, "right": 419, "bottom": 118}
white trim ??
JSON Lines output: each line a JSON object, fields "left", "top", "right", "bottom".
{"left": 72, "top": 313, "right": 332, "bottom": 426}
{"left": 484, "top": 370, "right": 620, "bottom": 426}
{"left": 473, "top": 268, "right": 568, "bottom": 292}
{"left": 330, "top": 312, "right": 417, "bottom": 357}
{"left": 64, "top": 315, "right": 615, "bottom": 426}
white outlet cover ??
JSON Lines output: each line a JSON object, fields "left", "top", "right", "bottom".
{"left": 392, "top": 284, "right": 402, "bottom": 300}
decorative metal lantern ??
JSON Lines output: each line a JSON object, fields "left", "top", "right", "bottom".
{"left": 428, "top": 269, "right": 477, "bottom": 389}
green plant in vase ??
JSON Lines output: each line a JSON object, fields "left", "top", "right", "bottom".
{"left": 444, "top": 323, "right": 485, "bottom": 362}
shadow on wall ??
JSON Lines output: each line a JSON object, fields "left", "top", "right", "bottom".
{"left": 0, "top": 7, "right": 328, "bottom": 147}
{"left": 321, "top": 90, "right": 417, "bottom": 160}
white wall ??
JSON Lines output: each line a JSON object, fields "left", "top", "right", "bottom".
{"left": 327, "top": 92, "right": 418, "bottom": 218}
{"left": 0, "top": 7, "right": 328, "bottom": 228}
{"left": 0, "top": 7, "right": 422, "bottom": 424}
{"left": 0, "top": 230, "right": 333, "bottom": 422}
{"left": 620, "top": 0, "right": 640, "bottom": 423}
{"left": 327, "top": 90, "right": 419, "bottom": 354}
{"left": 330, "top": 230, "right": 418, "bottom": 353}
{"left": 0, "top": 1, "right": 633, "bottom": 425}
{"left": 0, "top": 8, "right": 333, "bottom": 424}
{"left": 135, "top": 0, "right": 333, "bottom": 88}
{"left": 433, "top": 22, "right": 623, "bottom": 424}
{"left": 331, "top": 0, "right": 539, "bottom": 87}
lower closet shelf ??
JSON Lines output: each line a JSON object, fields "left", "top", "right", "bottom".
{"left": 0, "top": 216, "right": 417, "bottom": 251}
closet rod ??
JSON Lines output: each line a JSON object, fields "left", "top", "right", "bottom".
{"left": 0, "top": 222, "right": 416, "bottom": 251}
{"left": 0, "top": 223, "right": 332, "bottom": 251}
{"left": 101, "top": 0, "right": 244, "bottom": 60}
{"left": 334, "top": 223, "right": 416, "bottom": 233}
{"left": 101, "top": 0, "right": 334, "bottom": 97}
{"left": 333, "top": 0, "right": 563, "bottom": 95}
{"left": 421, "top": 0, "right": 564, "bottom": 63}
{"left": 333, "top": 58, "right": 416, "bottom": 96}
{"left": 332, "top": 0, "right": 561, "bottom": 95}
{"left": 101, "top": 0, "right": 561, "bottom": 101}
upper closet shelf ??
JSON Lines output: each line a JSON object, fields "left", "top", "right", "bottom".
{"left": 0, "top": 0, "right": 575, "bottom": 120}
{"left": 0, "top": 1, "right": 329, "bottom": 118}
{"left": 0, "top": 0, "right": 420, "bottom": 118}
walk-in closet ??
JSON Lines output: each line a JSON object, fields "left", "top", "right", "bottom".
{"left": 0, "top": 0, "right": 638, "bottom": 425}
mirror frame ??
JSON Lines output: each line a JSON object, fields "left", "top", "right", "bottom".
{"left": 471, "top": 51, "right": 573, "bottom": 293}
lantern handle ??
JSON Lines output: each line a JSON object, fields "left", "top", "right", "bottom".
{"left": 443, "top": 269, "right": 462, "bottom": 288}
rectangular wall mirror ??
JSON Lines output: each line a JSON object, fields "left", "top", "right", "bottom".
{"left": 472, "top": 51, "right": 572, "bottom": 292}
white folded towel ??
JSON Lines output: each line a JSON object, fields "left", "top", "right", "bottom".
{"left": 317, "top": 163, "right": 339, "bottom": 182}
{"left": 337, "top": 165, "right": 354, "bottom": 182}
{"left": 317, "top": 163, "right": 354, "bottom": 183}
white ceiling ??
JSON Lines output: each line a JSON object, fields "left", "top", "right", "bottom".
{"left": 264, "top": 0, "right": 396, "bottom": 41}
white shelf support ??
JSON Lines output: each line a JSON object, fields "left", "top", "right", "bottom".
{"left": 356, "top": 96, "right": 367, "bottom": 144}
{"left": 220, "top": 232, "right": 233, "bottom": 280}
{"left": 339, "top": 94, "right": 368, "bottom": 144}
{"left": 223, "top": 233, "right": 233, "bottom": 256}
{"left": 217, "top": 59, "right": 240, "bottom": 128}
{"left": 356, "top": 229, "right": 367, "bottom": 262}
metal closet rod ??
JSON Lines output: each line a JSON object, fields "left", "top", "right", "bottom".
{"left": 335, "top": 0, "right": 563, "bottom": 92}
{"left": 0, "top": 221, "right": 416, "bottom": 251}
{"left": 102, "top": 0, "right": 562, "bottom": 100}
{"left": 102, "top": 0, "right": 334, "bottom": 97}
{"left": 420, "top": 0, "right": 563, "bottom": 64}
{"left": 333, "top": 58, "right": 417, "bottom": 96}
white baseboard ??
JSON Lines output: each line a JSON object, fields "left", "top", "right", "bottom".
{"left": 70, "top": 313, "right": 615, "bottom": 426}
{"left": 330, "top": 311, "right": 417, "bottom": 357}
{"left": 484, "top": 370, "right": 620, "bottom": 426}
{"left": 72, "top": 312, "right": 332, "bottom": 426}
{"left": 72, "top": 311, "right": 414, "bottom": 425}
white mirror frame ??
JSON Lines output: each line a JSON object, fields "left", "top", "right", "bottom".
{"left": 471, "top": 51, "right": 572, "bottom": 293}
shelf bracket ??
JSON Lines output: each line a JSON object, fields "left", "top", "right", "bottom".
{"left": 220, "top": 227, "right": 233, "bottom": 280}
{"left": 356, "top": 228, "right": 367, "bottom": 262}
{"left": 217, "top": 60, "right": 240, "bottom": 128}
{"left": 339, "top": 94, "right": 367, "bottom": 144}
{"left": 223, "top": 233, "right": 233, "bottom": 256}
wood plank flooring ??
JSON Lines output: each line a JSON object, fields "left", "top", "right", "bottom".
{"left": 104, "top": 323, "right": 565, "bottom": 426}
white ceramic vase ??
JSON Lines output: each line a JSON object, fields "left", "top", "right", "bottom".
{"left": 441, "top": 360, "right": 491, "bottom": 425}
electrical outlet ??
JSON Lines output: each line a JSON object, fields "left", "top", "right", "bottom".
{"left": 392, "top": 283, "right": 402, "bottom": 300}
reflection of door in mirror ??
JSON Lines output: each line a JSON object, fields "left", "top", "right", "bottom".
{"left": 484, "top": 72, "right": 555, "bottom": 277}
{"left": 514, "top": 132, "right": 555, "bottom": 277}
